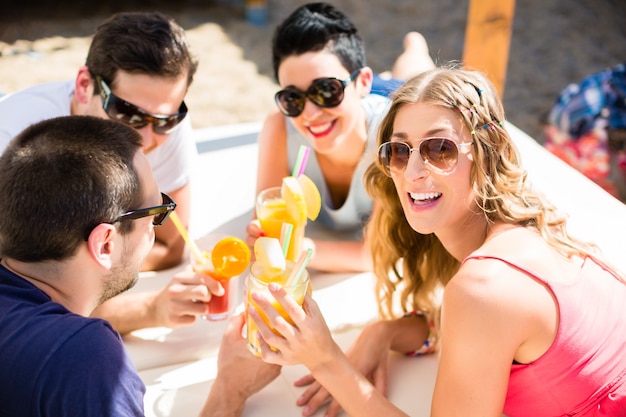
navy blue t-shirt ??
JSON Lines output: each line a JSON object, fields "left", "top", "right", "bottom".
{"left": 0, "top": 264, "right": 145, "bottom": 417}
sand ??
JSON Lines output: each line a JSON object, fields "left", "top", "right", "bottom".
{"left": 1, "top": 0, "right": 625, "bottom": 142}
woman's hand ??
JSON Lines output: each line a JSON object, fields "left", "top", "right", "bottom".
{"left": 293, "top": 320, "right": 395, "bottom": 416}
{"left": 248, "top": 283, "right": 342, "bottom": 370}
{"left": 245, "top": 219, "right": 263, "bottom": 261}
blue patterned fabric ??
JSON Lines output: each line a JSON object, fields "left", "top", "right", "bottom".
{"left": 548, "top": 62, "right": 626, "bottom": 139}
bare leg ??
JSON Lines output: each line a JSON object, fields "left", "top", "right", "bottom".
{"left": 385, "top": 32, "right": 436, "bottom": 81}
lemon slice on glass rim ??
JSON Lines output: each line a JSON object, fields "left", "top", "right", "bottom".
{"left": 281, "top": 174, "right": 321, "bottom": 224}
{"left": 297, "top": 174, "right": 321, "bottom": 221}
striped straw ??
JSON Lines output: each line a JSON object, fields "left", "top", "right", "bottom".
{"left": 291, "top": 145, "right": 311, "bottom": 178}
{"left": 279, "top": 223, "right": 293, "bottom": 258}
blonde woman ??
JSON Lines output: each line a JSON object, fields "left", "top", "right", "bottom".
{"left": 249, "top": 66, "right": 626, "bottom": 416}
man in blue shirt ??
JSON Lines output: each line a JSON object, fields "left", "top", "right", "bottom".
{"left": 0, "top": 116, "right": 279, "bottom": 417}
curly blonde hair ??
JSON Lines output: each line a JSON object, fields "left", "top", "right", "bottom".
{"left": 364, "top": 65, "right": 607, "bottom": 336}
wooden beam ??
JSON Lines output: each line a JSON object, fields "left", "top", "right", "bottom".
{"left": 463, "top": 0, "right": 516, "bottom": 98}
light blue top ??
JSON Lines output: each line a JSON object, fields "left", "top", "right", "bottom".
{"left": 286, "top": 94, "right": 390, "bottom": 237}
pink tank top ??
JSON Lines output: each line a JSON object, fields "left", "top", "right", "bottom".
{"left": 464, "top": 255, "right": 626, "bottom": 417}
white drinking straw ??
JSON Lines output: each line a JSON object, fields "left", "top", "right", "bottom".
{"left": 285, "top": 248, "right": 313, "bottom": 287}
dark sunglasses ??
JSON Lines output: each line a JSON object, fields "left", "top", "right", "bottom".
{"left": 116, "top": 192, "right": 177, "bottom": 226}
{"left": 274, "top": 68, "right": 362, "bottom": 117}
{"left": 96, "top": 76, "right": 188, "bottom": 135}
{"left": 377, "top": 138, "right": 473, "bottom": 176}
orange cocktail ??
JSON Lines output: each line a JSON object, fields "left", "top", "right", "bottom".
{"left": 246, "top": 260, "right": 310, "bottom": 357}
{"left": 256, "top": 187, "right": 305, "bottom": 261}
{"left": 191, "top": 254, "right": 233, "bottom": 321}
{"left": 191, "top": 236, "right": 250, "bottom": 321}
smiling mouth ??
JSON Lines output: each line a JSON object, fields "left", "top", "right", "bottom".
{"left": 409, "top": 192, "right": 442, "bottom": 205}
{"left": 308, "top": 120, "right": 335, "bottom": 137}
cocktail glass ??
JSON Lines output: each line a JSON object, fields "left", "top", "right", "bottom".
{"left": 245, "top": 260, "right": 310, "bottom": 357}
{"left": 256, "top": 187, "right": 305, "bottom": 261}
{"left": 190, "top": 236, "right": 250, "bottom": 321}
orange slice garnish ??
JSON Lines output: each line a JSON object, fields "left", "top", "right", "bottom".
{"left": 211, "top": 236, "right": 251, "bottom": 278}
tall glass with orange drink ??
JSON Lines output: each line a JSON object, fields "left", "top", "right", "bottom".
{"left": 255, "top": 175, "right": 321, "bottom": 261}
{"left": 256, "top": 187, "right": 304, "bottom": 261}
{"left": 245, "top": 260, "right": 310, "bottom": 357}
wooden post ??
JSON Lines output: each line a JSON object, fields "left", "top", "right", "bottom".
{"left": 462, "top": 0, "right": 516, "bottom": 98}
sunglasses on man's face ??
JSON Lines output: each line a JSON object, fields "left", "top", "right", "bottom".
{"left": 377, "top": 138, "right": 473, "bottom": 176}
{"left": 96, "top": 76, "right": 188, "bottom": 135}
{"left": 116, "top": 192, "right": 177, "bottom": 226}
{"left": 274, "top": 68, "right": 362, "bottom": 117}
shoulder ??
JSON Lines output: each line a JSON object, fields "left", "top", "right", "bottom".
{"left": 258, "top": 109, "right": 288, "bottom": 145}
{"left": 43, "top": 317, "right": 128, "bottom": 363}
{"left": 0, "top": 80, "right": 73, "bottom": 112}
{"left": 0, "top": 80, "right": 73, "bottom": 146}
{"left": 444, "top": 254, "right": 545, "bottom": 334}
{"left": 42, "top": 319, "right": 145, "bottom": 414}
{"left": 361, "top": 94, "right": 391, "bottom": 143}
{"left": 446, "top": 257, "right": 521, "bottom": 308}
{"left": 451, "top": 227, "right": 556, "bottom": 304}
{"left": 9, "top": 316, "right": 145, "bottom": 416}
{"left": 361, "top": 94, "right": 391, "bottom": 114}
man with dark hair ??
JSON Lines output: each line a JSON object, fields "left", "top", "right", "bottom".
{"left": 0, "top": 12, "right": 212, "bottom": 335}
{"left": 0, "top": 116, "right": 280, "bottom": 417}
{"left": 0, "top": 11, "right": 197, "bottom": 272}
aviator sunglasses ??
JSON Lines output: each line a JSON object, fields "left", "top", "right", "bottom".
{"left": 96, "top": 76, "right": 188, "bottom": 134}
{"left": 274, "top": 68, "right": 362, "bottom": 117}
{"left": 377, "top": 138, "right": 473, "bottom": 176}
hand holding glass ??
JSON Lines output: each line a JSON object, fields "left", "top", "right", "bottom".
{"left": 191, "top": 236, "right": 250, "bottom": 321}
{"left": 246, "top": 260, "right": 310, "bottom": 356}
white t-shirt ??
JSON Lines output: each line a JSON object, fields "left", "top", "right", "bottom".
{"left": 0, "top": 79, "right": 197, "bottom": 193}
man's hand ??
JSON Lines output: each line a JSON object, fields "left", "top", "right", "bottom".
{"left": 199, "top": 313, "right": 282, "bottom": 417}
{"left": 151, "top": 267, "right": 224, "bottom": 328}
{"left": 92, "top": 267, "right": 225, "bottom": 335}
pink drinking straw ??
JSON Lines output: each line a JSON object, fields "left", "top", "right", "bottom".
{"left": 292, "top": 145, "right": 311, "bottom": 177}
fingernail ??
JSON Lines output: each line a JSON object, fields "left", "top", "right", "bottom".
{"left": 302, "top": 406, "right": 310, "bottom": 415}
{"left": 259, "top": 231, "right": 266, "bottom": 237}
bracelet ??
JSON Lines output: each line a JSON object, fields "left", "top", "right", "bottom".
{"left": 402, "top": 311, "right": 436, "bottom": 356}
